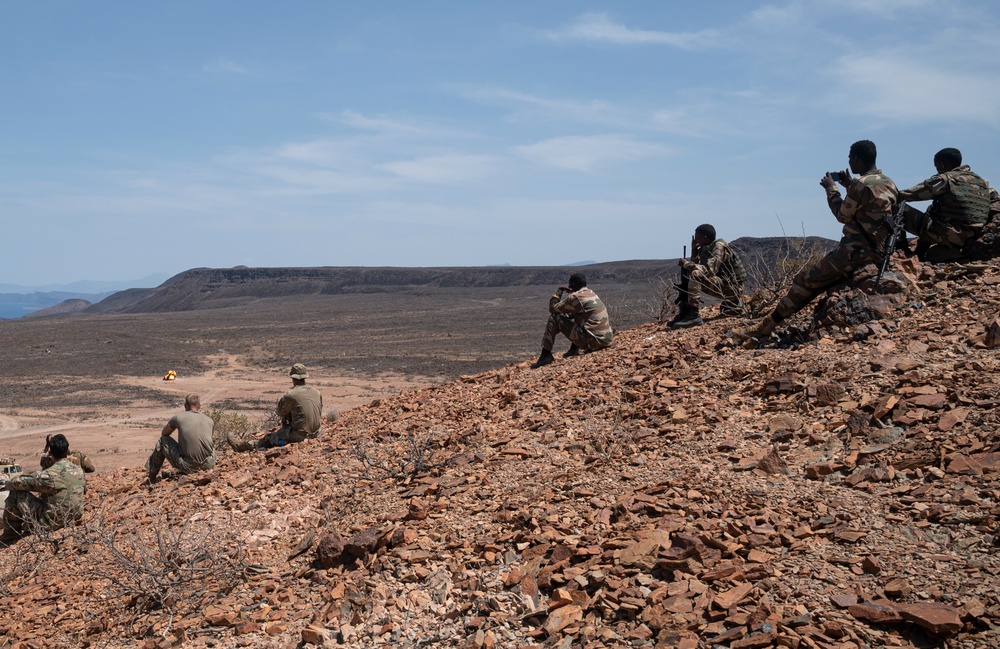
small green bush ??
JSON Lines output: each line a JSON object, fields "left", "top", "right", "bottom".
{"left": 205, "top": 409, "right": 254, "bottom": 451}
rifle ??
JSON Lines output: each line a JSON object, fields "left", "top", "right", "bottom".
{"left": 674, "top": 245, "right": 689, "bottom": 306}
{"left": 876, "top": 200, "right": 907, "bottom": 287}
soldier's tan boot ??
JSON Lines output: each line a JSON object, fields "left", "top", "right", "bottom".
{"left": 728, "top": 315, "right": 778, "bottom": 343}
{"left": 226, "top": 431, "right": 258, "bottom": 453}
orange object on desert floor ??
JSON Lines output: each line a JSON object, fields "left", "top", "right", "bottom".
{"left": 163, "top": 369, "right": 177, "bottom": 381}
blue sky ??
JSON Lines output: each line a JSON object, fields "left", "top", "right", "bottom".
{"left": 2, "top": 1, "right": 999, "bottom": 286}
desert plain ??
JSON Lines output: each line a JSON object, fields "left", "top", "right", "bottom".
{"left": 0, "top": 282, "right": 658, "bottom": 470}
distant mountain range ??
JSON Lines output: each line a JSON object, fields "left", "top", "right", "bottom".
{"left": 0, "top": 273, "right": 171, "bottom": 319}
{"left": 0, "top": 272, "right": 171, "bottom": 295}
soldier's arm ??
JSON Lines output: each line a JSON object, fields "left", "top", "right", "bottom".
{"left": 549, "top": 292, "right": 583, "bottom": 315}
{"left": 162, "top": 414, "right": 179, "bottom": 437}
{"left": 988, "top": 186, "right": 1000, "bottom": 219}
{"left": 898, "top": 174, "right": 948, "bottom": 202}
{"left": 80, "top": 452, "right": 96, "bottom": 473}
{"left": 829, "top": 181, "right": 873, "bottom": 225}
{"left": 703, "top": 241, "right": 728, "bottom": 277}
{"left": 276, "top": 395, "right": 295, "bottom": 418}
{"left": 7, "top": 470, "right": 57, "bottom": 495}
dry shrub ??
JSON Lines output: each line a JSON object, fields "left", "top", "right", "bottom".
{"left": 353, "top": 432, "right": 438, "bottom": 480}
{"left": 0, "top": 530, "right": 50, "bottom": 597}
{"left": 739, "top": 227, "right": 829, "bottom": 318}
{"left": 81, "top": 497, "right": 248, "bottom": 616}
{"left": 647, "top": 276, "right": 679, "bottom": 325}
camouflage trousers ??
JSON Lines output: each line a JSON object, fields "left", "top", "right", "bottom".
{"left": 903, "top": 204, "right": 982, "bottom": 260}
{"left": 2, "top": 491, "right": 78, "bottom": 535}
{"left": 542, "top": 314, "right": 607, "bottom": 352}
{"left": 146, "top": 436, "right": 215, "bottom": 478}
{"left": 260, "top": 425, "right": 315, "bottom": 449}
{"left": 774, "top": 244, "right": 880, "bottom": 321}
{"left": 684, "top": 268, "right": 743, "bottom": 308}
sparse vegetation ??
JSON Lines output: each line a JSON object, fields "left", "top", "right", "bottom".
{"left": 205, "top": 408, "right": 258, "bottom": 451}
{"left": 647, "top": 275, "right": 680, "bottom": 325}
{"left": 734, "top": 227, "right": 833, "bottom": 318}
{"left": 353, "top": 432, "right": 439, "bottom": 480}
{"left": 81, "top": 497, "right": 249, "bottom": 617}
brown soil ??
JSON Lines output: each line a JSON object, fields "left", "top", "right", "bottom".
{"left": 0, "top": 283, "right": 656, "bottom": 471}
{"left": 9, "top": 261, "right": 996, "bottom": 648}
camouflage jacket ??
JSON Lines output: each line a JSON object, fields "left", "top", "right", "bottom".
{"left": 899, "top": 165, "right": 995, "bottom": 227}
{"left": 826, "top": 168, "right": 898, "bottom": 251}
{"left": 7, "top": 458, "right": 86, "bottom": 526}
{"left": 277, "top": 384, "right": 324, "bottom": 436}
{"left": 684, "top": 239, "right": 748, "bottom": 286}
{"left": 549, "top": 287, "right": 614, "bottom": 345}
{"left": 41, "top": 449, "right": 95, "bottom": 473}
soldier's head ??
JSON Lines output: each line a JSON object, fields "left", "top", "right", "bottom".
{"left": 288, "top": 363, "right": 309, "bottom": 385}
{"left": 47, "top": 434, "right": 70, "bottom": 460}
{"left": 933, "top": 148, "right": 962, "bottom": 173}
{"left": 184, "top": 394, "right": 201, "bottom": 412}
{"left": 848, "top": 140, "right": 877, "bottom": 173}
{"left": 568, "top": 273, "right": 587, "bottom": 291}
{"left": 694, "top": 224, "right": 716, "bottom": 246}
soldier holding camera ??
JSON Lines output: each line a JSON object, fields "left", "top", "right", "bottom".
{"left": 731, "top": 140, "right": 898, "bottom": 343}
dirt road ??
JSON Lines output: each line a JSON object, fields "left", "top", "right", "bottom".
{"left": 0, "top": 355, "right": 437, "bottom": 472}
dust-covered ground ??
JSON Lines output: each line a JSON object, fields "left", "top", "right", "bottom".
{"left": 0, "top": 283, "right": 660, "bottom": 470}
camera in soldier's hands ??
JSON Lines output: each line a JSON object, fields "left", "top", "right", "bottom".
{"left": 828, "top": 171, "right": 843, "bottom": 182}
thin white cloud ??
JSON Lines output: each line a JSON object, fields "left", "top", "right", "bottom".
{"left": 546, "top": 12, "right": 719, "bottom": 50}
{"left": 457, "top": 84, "right": 749, "bottom": 139}
{"left": 840, "top": 0, "right": 935, "bottom": 17}
{"left": 455, "top": 85, "right": 625, "bottom": 125}
{"left": 837, "top": 54, "right": 1000, "bottom": 125}
{"left": 514, "top": 135, "right": 667, "bottom": 172}
{"left": 379, "top": 154, "right": 496, "bottom": 183}
{"left": 326, "top": 110, "right": 467, "bottom": 139}
{"left": 202, "top": 58, "right": 250, "bottom": 75}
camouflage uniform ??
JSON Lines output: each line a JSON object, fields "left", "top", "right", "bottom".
{"left": 772, "top": 168, "right": 898, "bottom": 321}
{"left": 41, "top": 449, "right": 95, "bottom": 473}
{"left": 3, "top": 457, "right": 86, "bottom": 536}
{"left": 681, "top": 239, "right": 747, "bottom": 309}
{"left": 264, "top": 384, "right": 324, "bottom": 447}
{"left": 542, "top": 287, "right": 613, "bottom": 352}
{"left": 899, "top": 165, "right": 997, "bottom": 259}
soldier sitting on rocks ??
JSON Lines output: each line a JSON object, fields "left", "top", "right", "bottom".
{"left": 531, "top": 272, "right": 614, "bottom": 368}
{"left": 730, "top": 139, "right": 898, "bottom": 344}
{"left": 41, "top": 434, "right": 96, "bottom": 473}
{"left": 899, "top": 147, "right": 1000, "bottom": 262}
{"left": 670, "top": 223, "right": 747, "bottom": 329}
{"left": 228, "top": 363, "right": 324, "bottom": 451}
{"left": 147, "top": 393, "right": 216, "bottom": 484}
{"left": 1, "top": 433, "right": 86, "bottom": 546}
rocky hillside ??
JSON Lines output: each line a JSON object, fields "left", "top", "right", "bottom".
{"left": 1, "top": 256, "right": 998, "bottom": 649}
{"left": 21, "top": 298, "right": 92, "bottom": 319}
